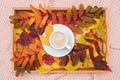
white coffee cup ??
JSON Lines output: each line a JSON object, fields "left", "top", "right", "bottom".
{"left": 49, "top": 31, "right": 72, "bottom": 50}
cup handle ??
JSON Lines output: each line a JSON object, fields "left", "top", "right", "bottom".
{"left": 65, "top": 45, "right": 72, "bottom": 50}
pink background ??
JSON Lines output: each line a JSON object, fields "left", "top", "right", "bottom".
{"left": 0, "top": 0, "right": 120, "bottom": 80}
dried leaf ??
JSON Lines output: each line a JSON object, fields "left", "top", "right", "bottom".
{"left": 17, "top": 30, "right": 33, "bottom": 46}
{"left": 14, "top": 52, "right": 22, "bottom": 58}
{"left": 30, "top": 55, "right": 35, "bottom": 67}
{"left": 29, "top": 44, "right": 39, "bottom": 52}
{"left": 93, "top": 56, "right": 111, "bottom": 71}
{"left": 57, "top": 12, "right": 64, "bottom": 24}
{"left": 73, "top": 43, "right": 90, "bottom": 51}
{"left": 90, "top": 6, "right": 98, "bottom": 13}
{"left": 10, "top": 58, "right": 18, "bottom": 62}
{"left": 38, "top": 52, "right": 43, "bottom": 64}
{"left": 30, "top": 4, "right": 41, "bottom": 15}
{"left": 39, "top": 4, "right": 47, "bottom": 14}
{"left": 85, "top": 5, "right": 92, "bottom": 14}
{"left": 23, "top": 48, "right": 34, "bottom": 55}
{"left": 47, "top": 6, "right": 52, "bottom": 13}
{"left": 66, "top": 8, "right": 72, "bottom": 24}
{"left": 67, "top": 24, "right": 83, "bottom": 34}
{"left": 16, "top": 58, "right": 24, "bottom": 66}
{"left": 28, "top": 17, "right": 35, "bottom": 26}
{"left": 72, "top": 5, "right": 78, "bottom": 21}
{"left": 71, "top": 53, "right": 80, "bottom": 66}
{"left": 43, "top": 54, "right": 55, "bottom": 65}
{"left": 79, "top": 4, "right": 84, "bottom": 17}
{"left": 40, "top": 15, "right": 48, "bottom": 28}
{"left": 64, "top": 62, "right": 82, "bottom": 71}
{"left": 51, "top": 13, "right": 58, "bottom": 24}
{"left": 45, "top": 21, "right": 53, "bottom": 37}
{"left": 35, "top": 39, "right": 42, "bottom": 48}
{"left": 39, "top": 35, "right": 50, "bottom": 45}
{"left": 59, "top": 56, "right": 69, "bottom": 66}
{"left": 36, "top": 64, "right": 53, "bottom": 73}
{"left": 22, "top": 56, "right": 29, "bottom": 68}
{"left": 35, "top": 16, "right": 42, "bottom": 29}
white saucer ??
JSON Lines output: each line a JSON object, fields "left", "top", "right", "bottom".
{"left": 42, "top": 24, "right": 75, "bottom": 57}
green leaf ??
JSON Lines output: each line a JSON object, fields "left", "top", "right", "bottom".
{"left": 15, "top": 28, "right": 23, "bottom": 34}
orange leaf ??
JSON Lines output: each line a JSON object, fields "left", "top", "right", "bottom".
{"left": 40, "top": 15, "right": 48, "bottom": 28}
{"left": 35, "top": 39, "right": 42, "bottom": 48}
{"left": 38, "top": 52, "right": 43, "bottom": 64}
{"left": 45, "top": 21, "right": 53, "bottom": 38}
{"left": 14, "top": 52, "right": 22, "bottom": 58}
{"left": 39, "top": 35, "right": 50, "bottom": 46}
{"left": 39, "top": 4, "right": 47, "bottom": 14}
{"left": 48, "top": 6, "right": 52, "bottom": 13}
{"left": 22, "top": 57, "right": 29, "bottom": 68}
{"left": 30, "top": 55, "right": 35, "bottom": 67}
{"left": 29, "top": 44, "right": 39, "bottom": 52}
{"left": 16, "top": 58, "right": 24, "bottom": 66}
{"left": 23, "top": 48, "right": 34, "bottom": 55}
{"left": 10, "top": 58, "right": 18, "bottom": 62}
{"left": 30, "top": 4, "right": 41, "bottom": 16}
{"left": 35, "top": 16, "right": 42, "bottom": 29}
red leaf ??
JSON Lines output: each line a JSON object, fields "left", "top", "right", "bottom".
{"left": 17, "top": 30, "right": 33, "bottom": 46}
{"left": 93, "top": 56, "right": 111, "bottom": 71}
{"left": 43, "top": 54, "right": 55, "bottom": 65}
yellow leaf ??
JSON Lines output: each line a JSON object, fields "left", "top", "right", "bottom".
{"left": 36, "top": 64, "right": 53, "bottom": 73}
{"left": 39, "top": 35, "right": 50, "bottom": 46}
{"left": 30, "top": 4, "right": 41, "bottom": 16}
{"left": 39, "top": 4, "right": 47, "bottom": 14}
{"left": 64, "top": 62, "right": 82, "bottom": 71}
{"left": 29, "top": 17, "right": 35, "bottom": 26}
{"left": 40, "top": 15, "right": 48, "bottom": 28}
{"left": 52, "top": 62, "right": 60, "bottom": 69}
{"left": 45, "top": 21, "right": 53, "bottom": 38}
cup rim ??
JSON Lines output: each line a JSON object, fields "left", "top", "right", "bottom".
{"left": 49, "top": 31, "right": 68, "bottom": 50}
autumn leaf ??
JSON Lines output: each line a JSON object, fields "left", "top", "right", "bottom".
{"left": 36, "top": 64, "right": 53, "bottom": 73}
{"left": 22, "top": 56, "right": 29, "bottom": 68}
{"left": 10, "top": 58, "right": 18, "bottom": 62}
{"left": 16, "top": 58, "right": 24, "bottom": 66}
{"left": 30, "top": 4, "right": 41, "bottom": 16}
{"left": 29, "top": 44, "right": 39, "bottom": 52}
{"left": 40, "top": 15, "right": 48, "bottom": 28}
{"left": 39, "top": 35, "right": 50, "bottom": 45}
{"left": 47, "top": 6, "right": 52, "bottom": 13}
{"left": 23, "top": 48, "right": 34, "bottom": 55}
{"left": 29, "top": 55, "right": 35, "bottom": 67}
{"left": 35, "top": 16, "right": 42, "bottom": 29}
{"left": 39, "top": 4, "right": 47, "bottom": 14}
{"left": 35, "top": 39, "right": 42, "bottom": 48}
{"left": 45, "top": 21, "right": 53, "bottom": 38}
{"left": 37, "top": 52, "right": 43, "bottom": 64}
{"left": 17, "top": 30, "right": 33, "bottom": 46}
{"left": 43, "top": 54, "right": 55, "bottom": 65}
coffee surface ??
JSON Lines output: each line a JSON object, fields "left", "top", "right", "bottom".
{"left": 50, "top": 32, "right": 66, "bottom": 48}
